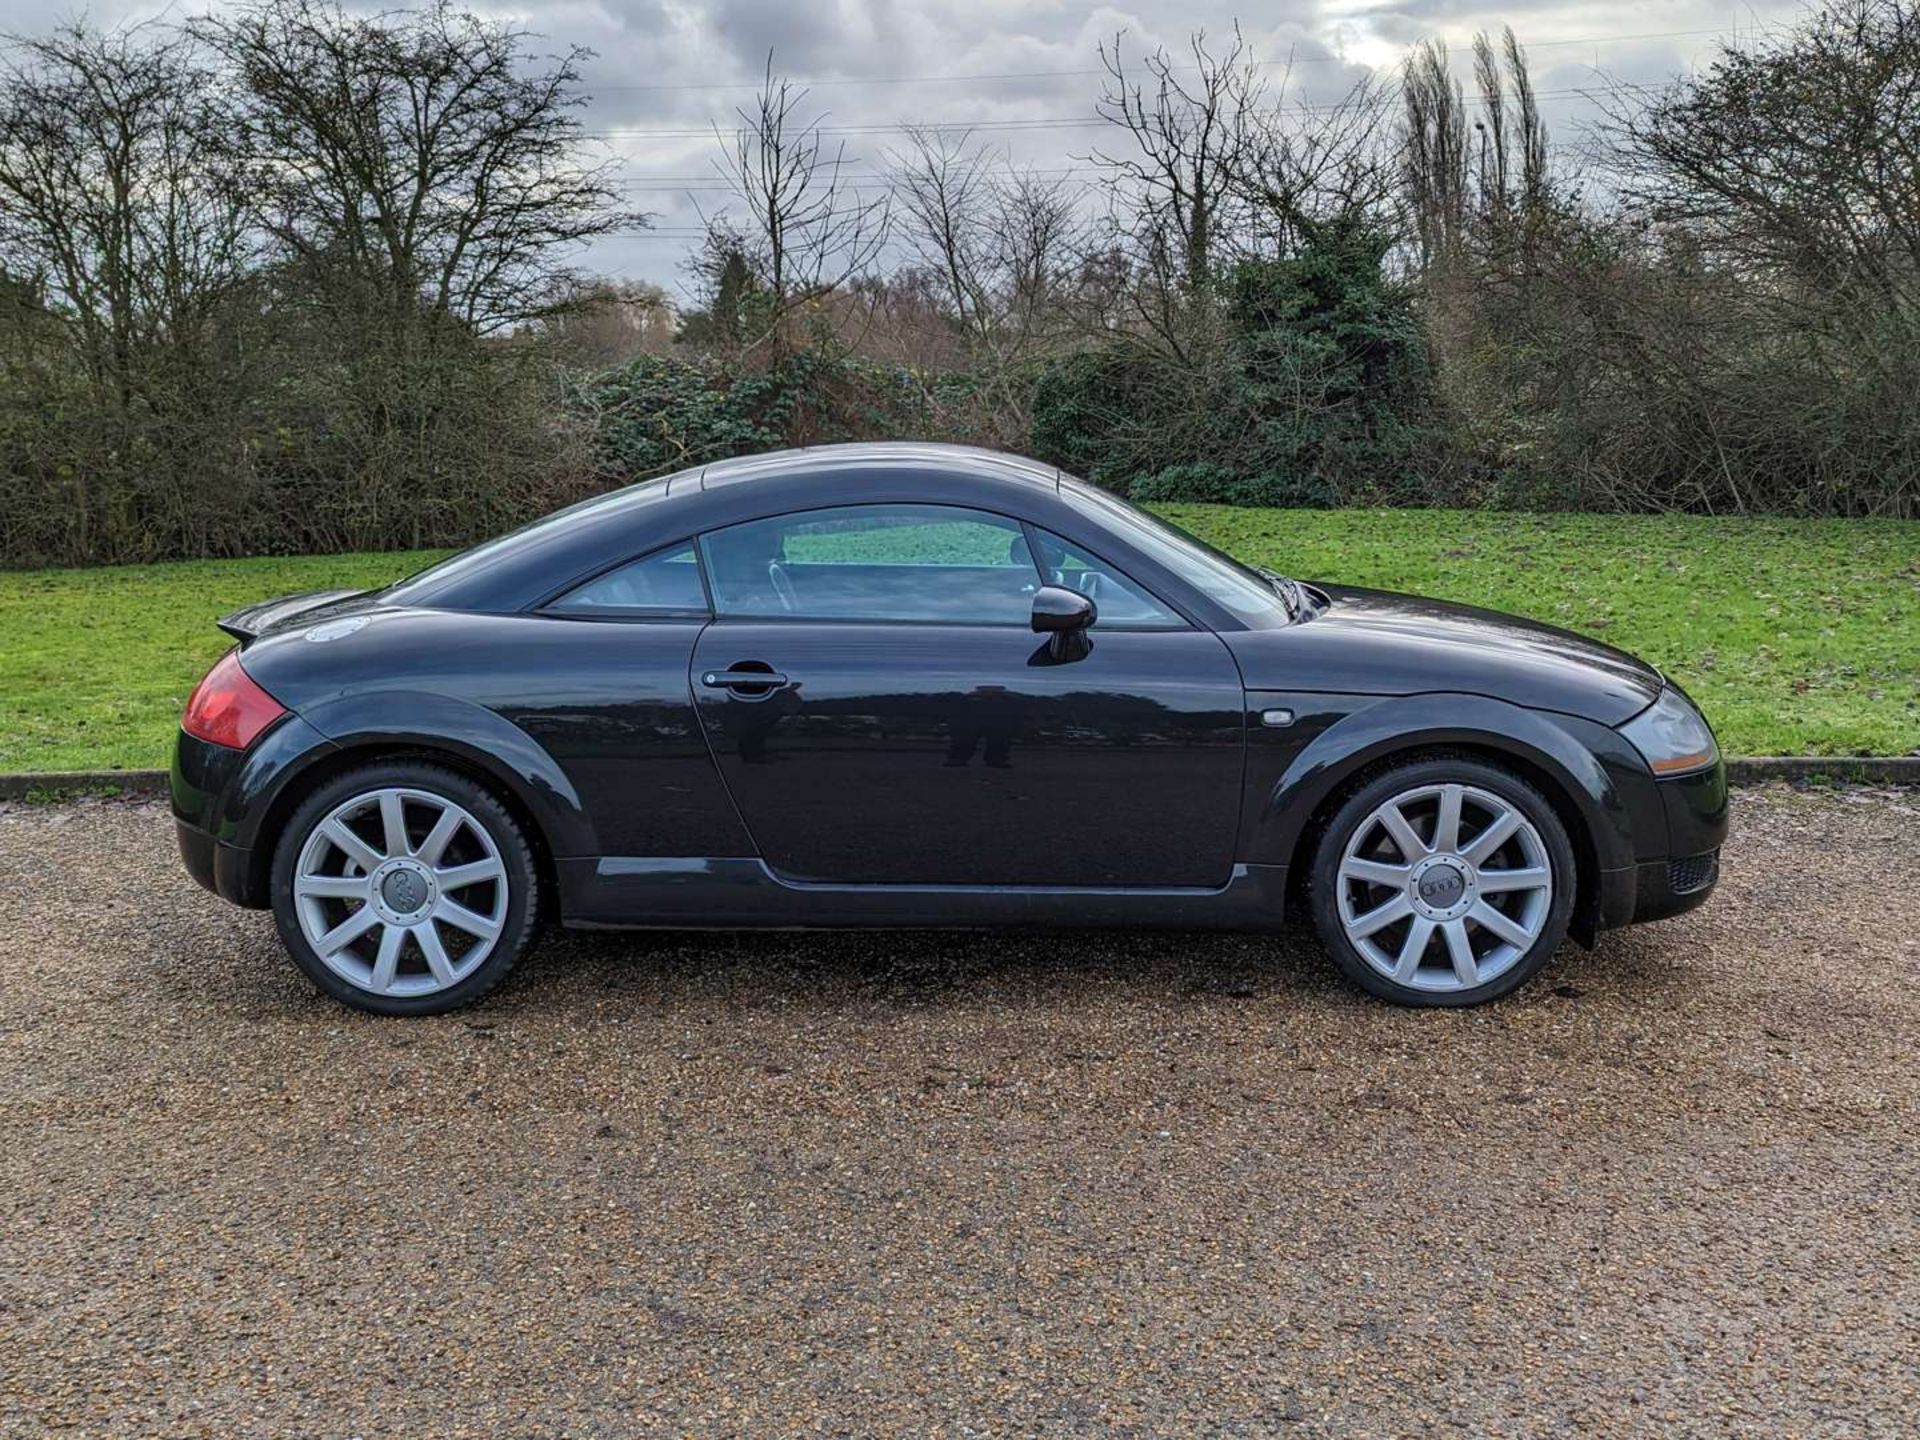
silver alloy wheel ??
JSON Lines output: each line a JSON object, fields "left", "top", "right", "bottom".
{"left": 1334, "top": 782, "right": 1554, "bottom": 994}
{"left": 291, "top": 787, "right": 509, "bottom": 999}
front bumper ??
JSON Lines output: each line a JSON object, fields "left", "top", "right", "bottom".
{"left": 1617, "top": 758, "right": 1730, "bottom": 927}
{"left": 1630, "top": 849, "right": 1722, "bottom": 922}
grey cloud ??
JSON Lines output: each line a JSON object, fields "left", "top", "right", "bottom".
{"left": 0, "top": 0, "right": 1814, "bottom": 283}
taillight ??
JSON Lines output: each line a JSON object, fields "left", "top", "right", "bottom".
{"left": 182, "top": 650, "right": 287, "bottom": 750}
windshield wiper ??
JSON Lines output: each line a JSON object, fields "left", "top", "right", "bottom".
{"left": 1254, "top": 565, "right": 1303, "bottom": 621}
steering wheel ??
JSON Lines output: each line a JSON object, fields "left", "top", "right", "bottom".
{"left": 767, "top": 560, "right": 798, "bottom": 613}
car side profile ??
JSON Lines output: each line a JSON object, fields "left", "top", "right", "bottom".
{"left": 173, "top": 443, "right": 1728, "bottom": 1014}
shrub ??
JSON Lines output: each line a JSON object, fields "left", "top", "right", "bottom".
{"left": 1132, "top": 463, "right": 1340, "bottom": 507}
{"left": 1029, "top": 226, "right": 1459, "bottom": 503}
{"left": 569, "top": 353, "right": 794, "bottom": 478}
{"left": 567, "top": 347, "right": 1013, "bottom": 486}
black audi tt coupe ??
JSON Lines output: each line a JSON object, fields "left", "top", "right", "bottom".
{"left": 173, "top": 443, "right": 1727, "bottom": 1014}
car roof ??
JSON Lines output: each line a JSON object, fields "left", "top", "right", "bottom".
{"left": 385, "top": 444, "right": 1067, "bottom": 612}
{"left": 696, "top": 442, "right": 1062, "bottom": 493}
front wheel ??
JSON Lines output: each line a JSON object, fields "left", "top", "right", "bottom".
{"left": 270, "top": 762, "right": 539, "bottom": 1015}
{"left": 1309, "top": 758, "right": 1576, "bottom": 1007}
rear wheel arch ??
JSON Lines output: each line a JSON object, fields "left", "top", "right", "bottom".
{"left": 246, "top": 740, "right": 563, "bottom": 921}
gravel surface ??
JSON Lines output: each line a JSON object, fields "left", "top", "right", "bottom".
{"left": 2, "top": 785, "right": 1915, "bottom": 1437}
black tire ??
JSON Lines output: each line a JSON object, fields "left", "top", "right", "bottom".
{"left": 269, "top": 761, "right": 539, "bottom": 1016}
{"left": 1307, "top": 757, "right": 1577, "bottom": 1008}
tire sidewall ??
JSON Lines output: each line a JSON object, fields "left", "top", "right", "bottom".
{"left": 270, "top": 762, "right": 538, "bottom": 1016}
{"left": 1309, "top": 758, "right": 1578, "bottom": 1008}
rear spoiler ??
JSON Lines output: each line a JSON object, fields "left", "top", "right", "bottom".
{"left": 217, "top": 589, "right": 365, "bottom": 643}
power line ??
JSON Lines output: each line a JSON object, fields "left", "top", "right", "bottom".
{"left": 584, "top": 24, "right": 1746, "bottom": 93}
{"left": 580, "top": 83, "right": 1658, "bottom": 141}
{"left": 612, "top": 163, "right": 1090, "bottom": 185}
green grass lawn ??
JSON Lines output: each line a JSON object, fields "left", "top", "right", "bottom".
{"left": 0, "top": 551, "right": 451, "bottom": 775}
{"left": 1, "top": 509, "right": 1914, "bottom": 772}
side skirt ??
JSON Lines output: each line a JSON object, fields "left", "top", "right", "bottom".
{"left": 558, "top": 857, "right": 1291, "bottom": 932}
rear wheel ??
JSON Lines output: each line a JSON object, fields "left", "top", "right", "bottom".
{"left": 270, "top": 762, "right": 538, "bottom": 1015}
{"left": 1309, "top": 758, "right": 1576, "bottom": 1007}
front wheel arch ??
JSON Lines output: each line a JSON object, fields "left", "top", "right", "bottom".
{"left": 1284, "top": 741, "right": 1602, "bottom": 946}
{"left": 1256, "top": 698, "right": 1625, "bottom": 945}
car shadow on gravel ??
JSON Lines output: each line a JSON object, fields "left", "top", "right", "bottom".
{"left": 414, "top": 921, "right": 1661, "bottom": 1019}
{"left": 144, "top": 905, "right": 1349, "bottom": 1017}
{"left": 535, "top": 924, "right": 1346, "bottom": 1006}
{"left": 142, "top": 877, "right": 1672, "bottom": 1021}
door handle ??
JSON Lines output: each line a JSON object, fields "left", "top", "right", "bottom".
{"left": 700, "top": 667, "right": 790, "bottom": 693}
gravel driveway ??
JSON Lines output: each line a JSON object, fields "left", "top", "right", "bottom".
{"left": 2, "top": 785, "right": 1915, "bottom": 1437}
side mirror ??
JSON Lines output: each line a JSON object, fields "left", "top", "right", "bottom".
{"left": 1031, "top": 585, "right": 1096, "bottom": 634}
{"left": 1030, "top": 585, "right": 1096, "bottom": 664}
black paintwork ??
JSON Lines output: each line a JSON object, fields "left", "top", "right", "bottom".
{"left": 1226, "top": 584, "right": 1663, "bottom": 726}
{"left": 1030, "top": 584, "right": 1096, "bottom": 632}
{"left": 172, "top": 442, "right": 1726, "bottom": 938}
{"left": 688, "top": 622, "right": 1245, "bottom": 886}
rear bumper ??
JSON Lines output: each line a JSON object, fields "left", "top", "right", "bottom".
{"left": 176, "top": 819, "right": 260, "bottom": 907}
{"left": 172, "top": 714, "right": 335, "bottom": 910}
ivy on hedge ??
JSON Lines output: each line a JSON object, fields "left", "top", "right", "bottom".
{"left": 1031, "top": 224, "right": 1453, "bottom": 506}
{"left": 566, "top": 349, "right": 978, "bottom": 483}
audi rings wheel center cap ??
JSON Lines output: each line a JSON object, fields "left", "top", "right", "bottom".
{"left": 371, "top": 859, "right": 436, "bottom": 923}
{"left": 1410, "top": 856, "right": 1475, "bottom": 919}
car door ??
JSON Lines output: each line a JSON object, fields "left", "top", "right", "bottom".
{"left": 687, "top": 502, "right": 1246, "bottom": 888}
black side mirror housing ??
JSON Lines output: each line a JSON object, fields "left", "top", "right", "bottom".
{"left": 1030, "top": 585, "right": 1096, "bottom": 664}
{"left": 1031, "top": 585, "right": 1096, "bottom": 634}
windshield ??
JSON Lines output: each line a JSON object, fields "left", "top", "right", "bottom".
{"left": 1060, "top": 478, "right": 1295, "bottom": 625}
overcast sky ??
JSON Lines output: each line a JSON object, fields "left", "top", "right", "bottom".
{"left": 23, "top": 0, "right": 1814, "bottom": 289}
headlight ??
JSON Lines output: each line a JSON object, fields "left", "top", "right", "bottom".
{"left": 1620, "top": 686, "right": 1720, "bottom": 776}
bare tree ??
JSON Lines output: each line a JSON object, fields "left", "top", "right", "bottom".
{"left": 1092, "top": 26, "right": 1264, "bottom": 299}
{"left": 881, "top": 134, "right": 1089, "bottom": 434}
{"left": 1401, "top": 40, "right": 1470, "bottom": 267}
{"left": 1473, "top": 30, "right": 1551, "bottom": 243}
{"left": 1608, "top": 0, "right": 1920, "bottom": 309}
{"left": 888, "top": 126, "right": 995, "bottom": 347}
{"left": 1237, "top": 71, "right": 1397, "bottom": 259}
{"left": 713, "top": 54, "right": 889, "bottom": 348}
{"left": 196, "top": 0, "right": 634, "bottom": 337}
{"left": 992, "top": 166, "right": 1088, "bottom": 352}
{"left": 0, "top": 23, "right": 256, "bottom": 405}
{"left": 1509, "top": 30, "right": 1550, "bottom": 225}
{"left": 1402, "top": 28, "right": 1550, "bottom": 269}
{"left": 1473, "top": 34, "right": 1510, "bottom": 225}
{"left": 888, "top": 130, "right": 1089, "bottom": 350}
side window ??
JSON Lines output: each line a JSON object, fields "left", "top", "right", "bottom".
{"left": 550, "top": 544, "right": 707, "bottom": 614}
{"left": 1031, "top": 527, "right": 1186, "bottom": 629}
{"left": 701, "top": 504, "right": 1037, "bottom": 623}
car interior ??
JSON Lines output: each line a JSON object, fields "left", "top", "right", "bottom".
{"left": 555, "top": 505, "right": 1185, "bottom": 628}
